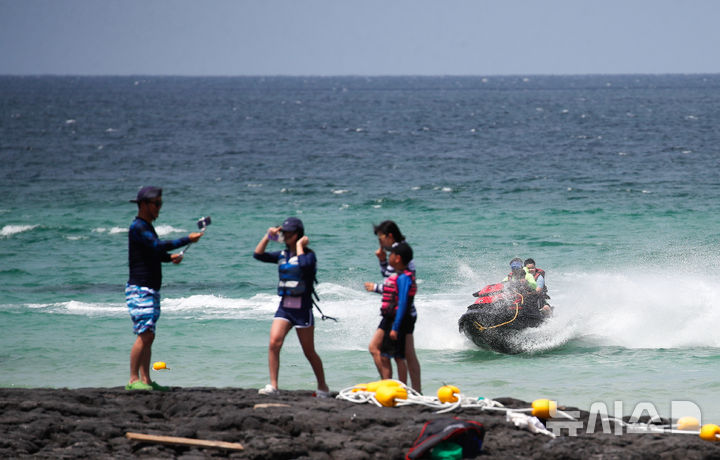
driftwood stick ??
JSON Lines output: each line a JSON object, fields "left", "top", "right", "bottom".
{"left": 126, "top": 432, "right": 244, "bottom": 451}
{"left": 254, "top": 403, "right": 291, "bottom": 409}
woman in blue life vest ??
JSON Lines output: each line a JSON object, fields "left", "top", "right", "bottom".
{"left": 253, "top": 217, "right": 329, "bottom": 397}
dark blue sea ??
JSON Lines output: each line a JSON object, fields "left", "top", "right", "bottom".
{"left": 2, "top": 74, "right": 720, "bottom": 420}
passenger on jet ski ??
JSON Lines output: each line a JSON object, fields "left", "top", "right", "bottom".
{"left": 524, "top": 258, "right": 552, "bottom": 315}
{"left": 499, "top": 257, "right": 552, "bottom": 316}
{"left": 523, "top": 258, "right": 546, "bottom": 294}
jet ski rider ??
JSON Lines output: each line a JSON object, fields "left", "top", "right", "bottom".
{"left": 502, "top": 258, "right": 537, "bottom": 291}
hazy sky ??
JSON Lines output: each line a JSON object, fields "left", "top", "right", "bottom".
{"left": 1, "top": 0, "right": 718, "bottom": 76}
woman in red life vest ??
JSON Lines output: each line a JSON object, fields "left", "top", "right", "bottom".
{"left": 364, "top": 221, "right": 421, "bottom": 392}
{"left": 374, "top": 242, "right": 420, "bottom": 387}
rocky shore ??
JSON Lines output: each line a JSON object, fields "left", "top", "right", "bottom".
{"left": 1, "top": 387, "right": 718, "bottom": 459}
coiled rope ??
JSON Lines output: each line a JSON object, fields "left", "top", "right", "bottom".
{"left": 472, "top": 292, "right": 523, "bottom": 331}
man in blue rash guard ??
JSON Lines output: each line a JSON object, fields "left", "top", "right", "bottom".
{"left": 125, "top": 186, "right": 203, "bottom": 391}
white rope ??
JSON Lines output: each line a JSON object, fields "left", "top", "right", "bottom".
{"left": 336, "top": 381, "right": 578, "bottom": 439}
{"left": 600, "top": 417, "right": 708, "bottom": 436}
{"left": 336, "top": 381, "right": 505, "bottom": 414}
{"left": 506, "top": 411, "right": 556, "bottom": 438}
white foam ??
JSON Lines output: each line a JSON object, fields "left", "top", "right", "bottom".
{"left": 552, "top": 270, "right": 720, "bottom": 348}
{"left": 25, "top": 301, "right": 124, "bottom": 315}
{"left": 154, "top": 225, "right": 186, "bottom": 236}
{"left": 93, "top": 227, "right": 127, "bottom": 234}
{"left": 1, "top": 224, "right": 37, "bottom": 237}
{"left": 162, "top": 293, "right": 278, "bottom": 319}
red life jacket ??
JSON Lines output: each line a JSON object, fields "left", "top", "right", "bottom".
{"left": 531, "top": 267, "right": 546, "bottom": 281}
{"left": 530, "top": 267, "right": 548, "bottom": 294}
{"left": 381, "top": 269, "right": 416, "bottom": 317}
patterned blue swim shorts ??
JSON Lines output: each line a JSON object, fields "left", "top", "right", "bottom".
{"left": 125, "top": 284, "right": 161, "bottom": 334}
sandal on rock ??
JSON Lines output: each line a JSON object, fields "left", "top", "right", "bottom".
{"left": 125, "top": 381, "right": 153, "bottom": 391}
{"left": 150, "top": 381, "right": 170, "bottom": 392}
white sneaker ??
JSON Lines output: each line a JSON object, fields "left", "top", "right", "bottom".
{"left": 314, "top": 390, "right": 330, "bottom": 399}
{"left": 258, "top": 384, "right": 279, "bottom": 395}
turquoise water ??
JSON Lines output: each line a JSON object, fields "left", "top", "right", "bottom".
{"left": 2, "top": 75, "right": 720, "bottom": 421}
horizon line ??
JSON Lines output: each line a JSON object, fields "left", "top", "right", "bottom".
{"left": 2, "top": 72, "right": 719, "bottom": 78}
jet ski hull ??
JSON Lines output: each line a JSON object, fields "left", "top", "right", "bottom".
{"left": 458, "top": 289, "right": 548, "bottom": 354}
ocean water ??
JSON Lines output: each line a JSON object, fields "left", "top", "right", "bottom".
{"left": 2, "top": 75, "right": 720, "bottom": 421}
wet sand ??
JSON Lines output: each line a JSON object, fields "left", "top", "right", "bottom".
{"left": 1, "top": 387, "right": 718, "bottom": 459}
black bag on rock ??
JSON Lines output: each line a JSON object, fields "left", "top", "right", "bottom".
{"left": 406, "top": 417, "right": 485, "bottom": 459}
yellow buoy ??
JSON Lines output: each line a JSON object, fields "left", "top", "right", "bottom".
{"left": 531, "top": 399, "right": 557, "bottom": 419}
{"left": 375, "top": 383, "right": 408, "bottom": 407}
{"left": 437, "top": 385, "right": 460, "bottom": 403}
{"left": 152, "top": 361, "right": 169, "bottom": 370}
{"left": 677, "top": 416, "right": 700, "bottom": 431}
{"left": 699, "top": 424, "right": 720, "bottom": 442}
{"left": 365, "top": 379, "right": 401, "bottom": 392}
{"left": 351, "top": 383, "right": 369, "bottom": 393}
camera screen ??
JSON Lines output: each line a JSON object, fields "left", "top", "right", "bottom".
{"left": 197, "top": 216, "right": 212, "bottom": 229}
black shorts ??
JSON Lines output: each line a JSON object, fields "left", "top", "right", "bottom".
{"left": 379, "top": 314, "right": 416, "bottom": 359}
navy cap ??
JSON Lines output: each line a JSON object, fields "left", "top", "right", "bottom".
{"left": 130, "top": 186, "right": 162, "bottom": 203}
{"left": 390, "top": 241, "right": 414, "bottom": 266}
{"left": 281, "top": 217, "right": 304, "bottom": 233}
{"left": 509, "top": 258, "right": 523, "bottom": 270}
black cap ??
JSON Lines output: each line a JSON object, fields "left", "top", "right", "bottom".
{"left": 390, "top": 241, "right": 413, "bottom": 266}
{"left": 281, "top": 217, "right": 304, "bottom": 233}
{"left": 130, "top": 186, "right": 162, "bottom": 203}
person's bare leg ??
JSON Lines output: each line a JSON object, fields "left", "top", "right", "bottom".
{"left": 379, "top": 356, "right": 393, "bottom": 379}
{"left": 296, "top": 326, "right": 329, "bottom": 392}
{"left": 368, "top": 328, "right": 387, "bottom": 378}
{"left": 395, "top": 358, "right": 408, "bottom": 384}
{"left": 267, "top": 319, "right": 293, "bottom": 389}
{"left": 405, "top": 334, "right": 421, "bottom": 393}
{"left": 130, "top": 331, "right": 154, "bottom": 384}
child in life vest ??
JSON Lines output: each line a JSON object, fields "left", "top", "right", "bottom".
{"left": 364, "top": 220, "right": 421, "bottom": 392}
{"left": 375, "top": 242, "right": 418, "bottom": 383}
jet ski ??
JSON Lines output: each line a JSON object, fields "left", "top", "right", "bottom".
{"left": 458, "top": 282, "right": 550, "bottom": 354}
